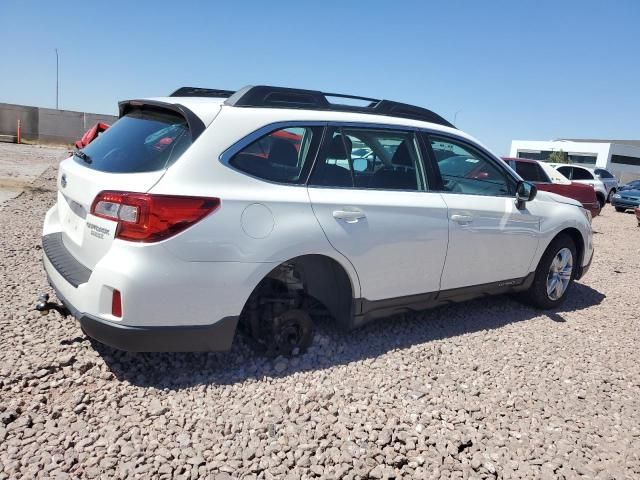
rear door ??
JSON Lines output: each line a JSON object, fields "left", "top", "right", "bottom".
{"left": 307, "top": 126, "right": 449, "bottom": 301}
{"left": 55, "top": 104, "right": 202, "bottom": 269}
{"left": 426, "top": 134, "right": 540, "bottom": 290}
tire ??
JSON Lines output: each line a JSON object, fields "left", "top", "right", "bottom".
{"left": 615, "top": 207, "right": 626, "bottom": 212}
{"left": 607, "top": 189, "right": 615, "bottom": 203}
{"left": 521, "top": 233, "right": 577, "bottom": 309}
{"left": 596, "top": 195, "right": 605, "bottom": 210}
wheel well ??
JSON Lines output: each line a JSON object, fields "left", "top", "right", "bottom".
{"left": 596, "top": 191, "right": 606, "bottom": 203}
{"left": 244, "top": 254, "right": 354, "bottom": 330}
{"left": 557, "top": 227, "right": 584, "bottom": 269}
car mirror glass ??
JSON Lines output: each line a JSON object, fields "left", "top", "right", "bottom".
{"left": 516, "top": 181, "right": 537, "bottom": 209}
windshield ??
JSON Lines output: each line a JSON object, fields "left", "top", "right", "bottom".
{"left": 77, "top": 108, "right": 192, "bottom": 173}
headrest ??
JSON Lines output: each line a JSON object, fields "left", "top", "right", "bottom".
{"left": 327, "top": 135, "right": 352, "bottom": 160}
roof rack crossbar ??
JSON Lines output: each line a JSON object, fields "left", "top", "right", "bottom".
{"left": 170, "top": 87, "right": 235, "bottom": 98}
{"left": 322, "top": 92, "right": 381, "bottom": 104}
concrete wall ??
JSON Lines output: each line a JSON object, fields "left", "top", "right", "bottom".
{"left": 0, "top": 102, "right": 117, "bottom": 144}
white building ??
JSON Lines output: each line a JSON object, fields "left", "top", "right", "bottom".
{"left": 509, "top": 139, "right": 640, "bottom": 183}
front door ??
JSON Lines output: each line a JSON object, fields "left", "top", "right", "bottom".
{"left": 307, "top": 126, "right": 449, "bottom": 301}
{"left": 427, "top": 135, "right": 541, "bottom": 290}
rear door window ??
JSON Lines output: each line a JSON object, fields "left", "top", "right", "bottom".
{"left": 78, "top": 108, "right": 192, "bottom": 173}
{"left": 594, "top": 169, "right": 614, "bottom": 179}
{"left": 308, "top": 127, "right": 427, "bottom": 191}
{"left": 229, "top": 127, "right": 322, "bottom": 184}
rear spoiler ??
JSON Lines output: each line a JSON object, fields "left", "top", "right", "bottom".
{"left": 118, "top": 99, "right": 206, "bottom": 141}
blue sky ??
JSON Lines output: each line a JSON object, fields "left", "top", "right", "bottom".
{"left": 1, "top": 0, "right": 638, "bottom": 154}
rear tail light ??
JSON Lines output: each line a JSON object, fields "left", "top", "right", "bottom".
{"left": 91, "top": 191, "right": 220, "bottom": 242}
{"left": 112, "top": 289, "right": 122, "bottom": 317}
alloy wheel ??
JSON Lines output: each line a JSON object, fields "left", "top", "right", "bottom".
{"left": 546, "top": 248, "right": 573, "bottom": 300}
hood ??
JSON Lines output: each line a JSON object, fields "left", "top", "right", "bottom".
{"left": 536, "top": 189, "right": 583, "bottom": 208}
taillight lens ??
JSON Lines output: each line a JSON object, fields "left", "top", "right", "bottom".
{"left": 90, "top": 191, "right": 220, "bottom": 242}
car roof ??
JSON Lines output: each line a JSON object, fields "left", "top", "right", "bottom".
{"left": 141, "top": 96, "right": 483, "bottom": 146}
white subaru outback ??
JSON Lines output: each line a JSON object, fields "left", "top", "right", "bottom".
{"left": 39, "top": 85, "right": 593, "bottom": 355}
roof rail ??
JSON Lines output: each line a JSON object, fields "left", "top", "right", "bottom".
{"left": 170, "top": 87, "right": 235, "bottom": 98}
{"left": 169, "top": 85, "right": 454, "bottom": 128}
{"left": 225, "top": 85, "right": 454, "bottom": 128}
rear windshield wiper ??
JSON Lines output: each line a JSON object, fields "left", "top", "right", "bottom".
{"left": 74, "top": 149, "right": 92, "bottom": 164}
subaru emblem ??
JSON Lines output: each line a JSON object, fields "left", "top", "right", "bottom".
{"left": 61, "top": 174, "right": 67, "bottom": 188}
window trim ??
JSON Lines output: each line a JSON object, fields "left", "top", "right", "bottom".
{"left": 422, "top": 133, "right": 518, "bottom": 197}
{"left": 220, "top": 120, "right": 521, "bottom": 192}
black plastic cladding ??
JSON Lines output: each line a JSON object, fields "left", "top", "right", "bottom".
{"left": 169, "top": 84, "right": 456, "bottom": 129}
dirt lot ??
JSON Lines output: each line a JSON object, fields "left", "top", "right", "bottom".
{"left": 0, "top": 143, "right": 67, "bottom": 204}
{"left": 1, "top": 144, "right": 639, "bottom": 479}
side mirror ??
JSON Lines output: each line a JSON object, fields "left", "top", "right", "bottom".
{"left": 516, "top": 181, "right": 537, "bottom": 209}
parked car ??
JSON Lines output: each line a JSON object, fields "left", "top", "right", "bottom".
{"left": 37, "top": 85, "right": 594, "bottom": 355}
{"left": 502, "top": 157, "right": 600, "bottom": 217}
{"left": 75, "top": 122, "right": 110, "bottom": 149}
{"left": 549, "top": 164, "right": 618, "bottom": 208}
{"left": 619, "top": 179, "right": 640, "bottom": 192}
{"left": 611, "top": 188, "right": 640, "bottom": 212}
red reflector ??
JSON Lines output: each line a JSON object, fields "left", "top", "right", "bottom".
{"left": 112, "top": 289, "right": 122, "bottom": 317}
{"left": 90, "top": 191, "right": 220, "bottom": 242}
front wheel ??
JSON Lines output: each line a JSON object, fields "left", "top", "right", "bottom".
{"left": 521, "top": 234, "right": 577, "bottom": 309}
{"left": 607, "top": 189, "right": 616, "bottom": 203}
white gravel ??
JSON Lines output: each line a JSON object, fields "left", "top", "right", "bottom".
{"left": 1, "top": 144, "right": 639, "bottom": 479}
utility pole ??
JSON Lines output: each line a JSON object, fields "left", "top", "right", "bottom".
{"left": 55, "top": 48, "right": 59, "bottom": 109}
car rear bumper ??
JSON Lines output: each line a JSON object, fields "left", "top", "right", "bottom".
{"left": 48, "top": 276, "right": 239, "bottom": 352}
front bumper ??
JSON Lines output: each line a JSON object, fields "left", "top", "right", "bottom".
{"left": 611, "top": 198, "right": 640, "bottom": 209}
{"left": 575, "top": 247, "right": 593, "bottom": 280}
{"left": 49, "top": 278, "right": 238, "bottom": 352}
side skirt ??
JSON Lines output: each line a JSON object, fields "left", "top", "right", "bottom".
{"left": 352, "top": 272, "right": 535, "bottom": 328}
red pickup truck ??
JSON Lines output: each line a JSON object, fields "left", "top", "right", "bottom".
{"left": 502, "top": 157, "right": 600, "bottom": 217}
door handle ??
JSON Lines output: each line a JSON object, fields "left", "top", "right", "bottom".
{"left": 333, "top": 209, "right": 365, "bottom": 224}
{"left": 451, "top": 214, "right": 473, "bottom": 225}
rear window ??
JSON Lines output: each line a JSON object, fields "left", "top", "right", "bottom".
{"left": 228, "top": 127, "right": 322, "bottom": 184}
{"left": 76, "top": 108, "right": 192, "bottom": 173}
{"left": 514, "top": 161, "right": 549, "bottom": 183}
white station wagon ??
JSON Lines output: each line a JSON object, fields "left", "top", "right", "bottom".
{"left": 38, "top": 85, "right": 594, "bottom": 355}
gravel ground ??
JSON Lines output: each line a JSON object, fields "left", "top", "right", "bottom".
{"left": 1, "top": 145, "right": 639, "bottom": 479}
{"left": 0, "top": 143, "right": 67, "bottom": 204}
